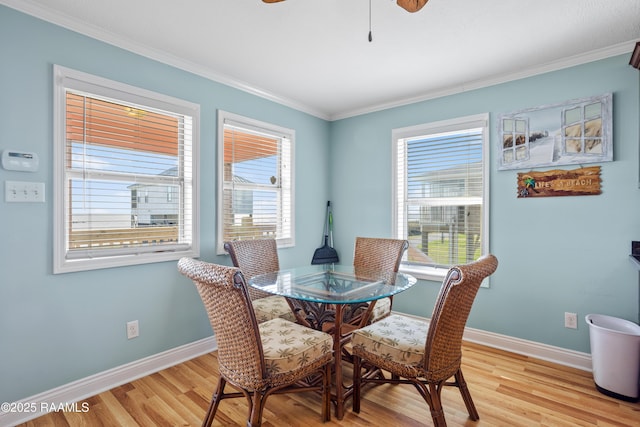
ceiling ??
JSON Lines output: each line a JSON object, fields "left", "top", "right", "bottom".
{"left": 5, "top": 0, "right": 640, "bottom": 120}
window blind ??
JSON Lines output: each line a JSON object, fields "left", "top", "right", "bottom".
{"left": 64, "top": 92, "right": 193, "bottom": 259}
{"left": 220, "top": 118, "right": 293, "bottom": 246}
{"left": 397, "top": 125, "right": 486, "bottom": 269}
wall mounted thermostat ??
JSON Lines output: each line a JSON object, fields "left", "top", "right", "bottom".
{"left": 2, "top": 150, "right": 39, "bottom": 172}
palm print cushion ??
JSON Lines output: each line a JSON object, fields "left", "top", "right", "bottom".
{"left": 259, "top": 317, "right": 333, "bottom": 375}
{"left": 253, "top": 296, "right": 297, "bottom": 323}
{"left": 351, "top": 314, "right": 429, "bottom": 366}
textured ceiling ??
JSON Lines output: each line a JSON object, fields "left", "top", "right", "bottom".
{"left": 5, "top": 0, "right": 640, "bottom": 120}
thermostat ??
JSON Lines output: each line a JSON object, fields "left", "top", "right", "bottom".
{"left": 1, "top": 150, "right": 39, "bottom": 172}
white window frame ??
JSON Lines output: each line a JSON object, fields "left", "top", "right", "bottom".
{"left": 392, "top": 113, "right": 490, "bottom": 283}
{"left": 53, "top": 65, "right": 200, "bottom": 273}
{"left": 216, "top": 110, "right": 295, "bottom": 254}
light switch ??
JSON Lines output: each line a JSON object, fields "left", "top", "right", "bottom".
{"left": 5, "top": 181, "right": 45, "bottom": 203}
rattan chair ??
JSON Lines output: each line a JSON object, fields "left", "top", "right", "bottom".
{"left": 224, "top": 239, "right": 296, "bottom": 323}
{"left": 353, "top": 237, "right": 409, "bottom": 324}
{"left": 178, "top": 257, "right": 333, "bottom": 427}
{"left": 351, "top": 254, "right": 498, "bottom": 427}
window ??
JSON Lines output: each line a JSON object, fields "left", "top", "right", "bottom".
{"left": 393, "top": 113, "right": 489, "bottom": 281}
{"left": 217, "top": 111, "right": 294, "bottom": 253}
{"left": 53, "top": 65, "right": 199, "bottom": 273}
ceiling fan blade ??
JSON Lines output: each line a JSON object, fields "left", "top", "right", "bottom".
{"left": 262, "top": 0, "right": 429, "bottom": 13}
{"left": 396, "top": 0, "right": 429, "bottom": 13}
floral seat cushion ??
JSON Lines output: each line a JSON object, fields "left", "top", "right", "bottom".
{"left": 252, "top": 295, "right": 296, "bottom": 323}
{"left": 352, "top": 314, "right": 429, "bottom": 367}
{"left": 259, "top": 317, "right": 333, "bottom": 375}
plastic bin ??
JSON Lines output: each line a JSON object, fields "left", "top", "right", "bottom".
{"left": 585, "top": 314, "right": 640, "bottom": 401}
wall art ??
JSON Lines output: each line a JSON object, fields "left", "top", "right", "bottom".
{"left": 517, "top": 166, "right": 601, "bottom": 198}
{"left": 498, "top": 93, "right": 612, "bottom": 170}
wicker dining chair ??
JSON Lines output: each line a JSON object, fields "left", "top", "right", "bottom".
{"left": 224, "top": 239, "right": 296, "bottom": 323}
{"left": 177, "top": 258, "right": 333, "bottom": 427}
{"left": 351, "top": 254, "right": 498, "bottom": 427}
{"left": 353, "top": 237, "right": 409, "bottom": 324}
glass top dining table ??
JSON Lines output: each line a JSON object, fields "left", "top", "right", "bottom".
{"left": 249, "top": 264, "right": 417, "bottom": 420}
{"left": 248, "top": 264, "right": 417, "bottom": 305}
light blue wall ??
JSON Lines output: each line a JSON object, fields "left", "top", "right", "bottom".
{"left": 2, "top": 5, "right": 639, "bottom": 405}
{"left": 329, "top": 55, "right": 640, "bottom": 353}
{"left": 0, "top": 7, "right": 330, "bottom": 403}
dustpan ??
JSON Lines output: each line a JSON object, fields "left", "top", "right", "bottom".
{"left": 311, "top": 201, "right": 339, "bottom": 264}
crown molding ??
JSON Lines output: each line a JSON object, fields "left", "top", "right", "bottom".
{"left": 2, "top": 0, "right": 636, "bottom": 123}
{"left": 330, "top": 41, "right": 636, "bottom": 121}
{"left": 1, "top": 0, "right": 331, "bottom": 120}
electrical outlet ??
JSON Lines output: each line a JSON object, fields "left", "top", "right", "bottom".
{"left": 564, "top": 312, "right": 578, "bottom": 329}
{"left": 127, "top": 320, "right": 139, "bottom": 339}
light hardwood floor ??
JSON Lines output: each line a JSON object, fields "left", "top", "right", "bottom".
{"left": 20, "top": 342, "right": 639, "bottom": 426}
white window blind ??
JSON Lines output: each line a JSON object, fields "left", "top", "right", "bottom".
{"left": 217, "top": 111, "right": 294, "bottom": 253}
{"left": 53, "top": 65, "right": 199, "bottom": 273}
{"left": 393, "top": 114, "right": 489, "bottom": 280}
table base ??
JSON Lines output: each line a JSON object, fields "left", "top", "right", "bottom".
{"left": 288, "top": 300, "right": 379, "bottom": 419}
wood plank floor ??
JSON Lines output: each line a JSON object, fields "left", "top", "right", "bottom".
{"left": 20, "top": 342, "right": 640, "bottom": 426}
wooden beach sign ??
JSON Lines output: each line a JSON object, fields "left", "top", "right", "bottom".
{"left": 517, "top": 166, "right": 601, "bottom": 198}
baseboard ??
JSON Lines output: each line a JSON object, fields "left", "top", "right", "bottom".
{"left": 0, "top": 319, "right": 593, "bottom": 426}
{"left": 0, "top": 336, "right": 217, "bottom": 426}
{"left": 395, "top": 311, "right": 593, "bottom": 372}
{"left": 463, "top": 326, "right": 592, "bottom": 371}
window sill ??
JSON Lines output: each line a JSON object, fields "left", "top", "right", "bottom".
{"left": 400, "top": 262, "right": 491, "bottom": 288}
{"left": 54, "top": 247, "right": 198, "bottom": 274}
{"left": 399, "top": 264, "right": 448, "bottom": 283}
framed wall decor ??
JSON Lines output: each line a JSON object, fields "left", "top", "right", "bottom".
{"left": 498, "top": 93, "right": 612, "bottom": 170}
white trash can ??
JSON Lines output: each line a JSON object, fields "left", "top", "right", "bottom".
{"left": 585, "top": 314, "right": 640, "bottom": 401}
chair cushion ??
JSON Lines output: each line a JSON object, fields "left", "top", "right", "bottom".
{"left": 352, "top": 314, "right": 429, "bottom": 367}
{"left": 368, "top": 297, "right": 391, "bottom": 323}
{"left": 252, "top": 295, "right": 297, "bottom": 323}
{"left": 259, "top": 317, "right": 333, "bottom": 376}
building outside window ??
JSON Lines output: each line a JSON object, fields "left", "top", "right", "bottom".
{"left": 392, "top": 113, "right": 489, "bottom": 281}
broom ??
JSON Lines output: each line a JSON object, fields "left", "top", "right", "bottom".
{"left": 311, "top": 201, "right": 339, "bottom": 264}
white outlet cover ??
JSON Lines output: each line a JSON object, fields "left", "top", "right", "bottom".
{"left": 127, "top": 320, "right": 139, "bottom": 339}
{"left": 564, "top": 312, "right": 578, "bottom": 329}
